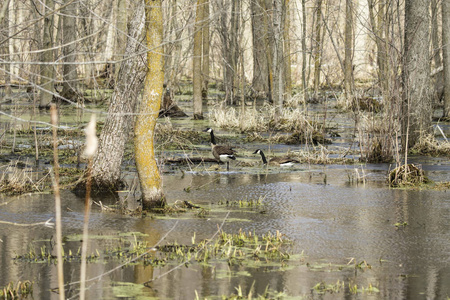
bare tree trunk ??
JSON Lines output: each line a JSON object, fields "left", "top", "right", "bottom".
{"left": 92, "top": 0, "right": 145, "bottom": 189}
{"left": 431, "top": 0, "right": 443, "bottom": 107}
{"left": 344, "top": 0, "right": 354, "bottom": 102}
{"left": 442, "top": 0, "right": 450, "bottom": 118}
{"left": 313, "top": 0, "right": 323, "bottom": 100}
{"left": 284, "top": 0, "right": 292, "bottom": 101}
{"left": 135, "top": 0, "right": 165, "bottom": 209}
{"left": 39, "top": 0, "right": 55, "bottom": 108}
{"left": 217, "top": 0, "right": 232, "bottom": 104}
{"left": 165, "top": 0, "right": 182, "bottom": 89}
{"left": 115, "top": 0, "right": 128, "bottom": 81}
{"left": 78, "top": 0, "right": 95, "bottom": 89}
{"left": 250, "top": 0, "right": 270, "bottom": 100}
{"left": 202, "top": 0, "right": 210, "bottom": 100}
{"left": 301, "top": 0, "right": 307, "bottom": 105}
{"left": 272, "top": 0, "right": 285, "bottom": 116}
{"left": 402, "top": 0, "right": 432, "bottom": 150}
{"left": 60, "top": 0, "right": 79, "bottom": 102}
{"left": 193, "top": 0, "right": 204, "bottom": 119}
{"left": 1, "top": 0, "right": 11, "bottom": 101}
{"left": 230, "top": 0, "right": 240, "bottom": 105}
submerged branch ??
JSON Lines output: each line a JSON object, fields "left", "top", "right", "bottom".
{"left": 0, "top": 218, "right": 54, "bottom": 227}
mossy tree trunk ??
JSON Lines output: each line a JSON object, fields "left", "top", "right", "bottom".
{"left": 135, "top": 0, "right": 165, "bottom": 209}
{"left": 92, "top": 1, "right": 145, "bottom": 189}
{"left": 402, "top": 0, "right": 432, "bottom": 150}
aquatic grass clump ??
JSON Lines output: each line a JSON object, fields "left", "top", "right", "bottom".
{"left": 203, "top": 283, "right": 288, "bottom": 299}
{"left": 218, "top": 196, "right": 265, "bottom": 208}
{"left": 0, "top": 161, "right": 50, "bottom": 195}
{"left": 14, "top": 244, "right": 99, "bottom": 264}
{"left": 410, "top": 134, "right": 450, "bottom": 156}
{"left": 312, "top": 280, "right": 379, "bottom": 296}
{"left": 313, "top": 280, "right": 344, "bottom": 294}
{"left": 389, "top": 163, "right": 430, "bottom": 187}
{"left": 1, "top": 281, "right": 33, "bottom": 299}
{"left": 357, "top": 113, "right": 397, "bottom": 163}
{"left": 210, "top": 104, "right": 314, "bottom": 133}
{"left": 155, "top": 119, "right": 203, "bottom": 151}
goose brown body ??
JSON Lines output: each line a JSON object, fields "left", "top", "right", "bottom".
{"left": 204, "top": 128, "right": 236, "bottom": 170}
{"left": 253, "top": 149, "right": 298, "bottom": 167}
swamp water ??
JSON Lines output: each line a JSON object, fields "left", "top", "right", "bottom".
{"left": 1, "top": 100, "right": 449, "bottom": 299}
{"left": 1, "top": 164, "right": 449, "bottom": 299}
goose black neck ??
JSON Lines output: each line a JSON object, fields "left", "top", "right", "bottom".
{"left": 259, "top": 151, "right": 268, "bottom": 164}
{"left": 209, "top": 131, "right": 217, "bottom": 145}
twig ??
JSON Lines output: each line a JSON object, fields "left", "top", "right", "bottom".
{"left": 0, "top": 218, "right": 54, "bottom": 227}
{"left": 79, "top": 159, "right": 93, "bottom": 300}
{"left": 50, "top": 104, "right": 66, "bottom": 300}
{"left": 435, "top": 125, "right": 448, "bottom": 142}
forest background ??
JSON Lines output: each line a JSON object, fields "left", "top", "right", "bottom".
{"left": 1, "top": 0, "right": 450, "bottom": 208}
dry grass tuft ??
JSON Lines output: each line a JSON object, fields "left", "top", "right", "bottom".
{"left": 358, "top": 113, "right": 398, "bottom": 163}
{"left": 155, "top": 118, "right": 204, "bottom": 150}
{"left": 0, "top": 281, "right": 33, "bottom": 299}
{"left": 388, "top": 164, "right": 429, "bottom": 187}
{"left": 411, "top": 134, "right": 450, "bottom": 156}
{"left": 211, "top": 104, "right": 312, "bottom": 132}
{"left": 0, "top": 161, "right": 50, "bottom": 195}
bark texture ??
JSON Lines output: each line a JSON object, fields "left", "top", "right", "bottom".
{"left": 193, "top": 0, "right": 204, "bottom": 119}
{"left": 60, "top": 0, "right": 79, "bottom": 102}
{"left": 251, "top": 0, "right": 270, "bottom": 100}
{"left": 39, "top": 0, "right": 55, "bottom": 108}
{"left": 443, "top": 0, "right": 450, "bottom": 118}
{"left": 344, "top": 0, "right": 354, "bottom": 102}
{"left": 272, "top": 0, "right": 285, "bottom": 115}
{"left": 402, "top": 0, "right": 432, "bottom": 149}
{"left": 92, "top": 1, "right": 145, "bottom": 189}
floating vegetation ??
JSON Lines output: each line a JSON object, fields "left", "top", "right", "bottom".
{"left": 434, "top": 181, "right": 450, "bottom": 190}
{"left": 218, "top": 196, "right": 265, "bottom": 208}
{"left": 307, "top": 258, "right": 372, "bottom": 273}
{"left": 312, "top": 280, "right": 379, "bottom": 296}
{"left": 0, "top": 281, "right": 33, "bottom": 299}
{"left": 206, "top": 283, "right": 288, "bottom": 299}
{"left": 388, "top": 163, "right": 430, "bottom": 187}
{"left": 394, "top": 222, "right": 408, "bottom": 228}
{"left": 14, "top": 245, "right": 99, "bottom": 264}
{"left": 14, "top": 230, "right": 293, "bottom": 271}
{"left": 312, "top": 280, "right": 344, "bottom": 294}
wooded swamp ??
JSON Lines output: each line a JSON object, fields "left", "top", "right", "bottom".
{"left": 0, "top": 95, "right": 450, "bottom": 299}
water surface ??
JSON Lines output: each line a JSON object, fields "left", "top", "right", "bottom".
{"left": 1, "top": 164, "right": 449, "bottom": 299}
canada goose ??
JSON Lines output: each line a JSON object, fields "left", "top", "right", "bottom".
{"left": 204, "top": 128, "right": 236, "bottom": 170}
{"left": 253, "top": 149, "right": 298, "bottom": 167}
